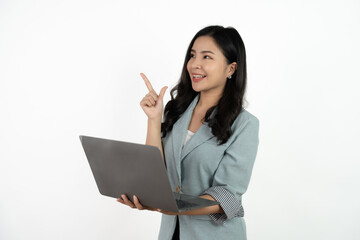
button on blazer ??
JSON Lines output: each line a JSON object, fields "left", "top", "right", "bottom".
{"left": 158, "top": 94, "right": 259, "bottom": 240}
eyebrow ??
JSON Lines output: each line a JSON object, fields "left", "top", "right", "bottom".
{"left": 190, "top": 49, "right": 216, "bottom": 55}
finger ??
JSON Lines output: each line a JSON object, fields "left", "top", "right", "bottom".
{"left": 122, "top": 194, "right": 135, "bottom": 208}
{"left": 121, "top": 194, "right": 135, "bottom": 208}
{"left": 158, "top": 86, "right": 168, "bottom": 99}
{"left": 157, "top": 209, "right": 167, "bottom": 214}
{"left": 145, "top": 99, "right": 153, "bottom": 107}
{"left": 117, "top": 198, "right": 124, "bottom": 203}
{"left": 145, "top": 95, "right": 156, "bottom": 105}
{"left": 133, "top": 195, "right": 144, "bottom": 210}
{"left": 140, "top": 98, "right": 148, "bottom": 107}
{"left": 147, "top": 91, "right": 158, "bottom": 101}
{"left": 145, "top": 206, "right": 158, "bottom": 211}
{"left": 140, "top": 73, "right": 154, "bottom": 92}
{"left": 140, "top": 98, "right": 153, "bottom": 108}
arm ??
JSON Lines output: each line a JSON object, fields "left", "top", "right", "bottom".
{"left": 146, "top": 118, "right": 164, "bottom": 161}
{"left": 158, "top": 194, "right": 224, "bottom": 216}
{"left": 187, "top": 115, "right": 259, "bottom": 224}
{"left": 139, "top": 73, "right": 167, "bottom": 162}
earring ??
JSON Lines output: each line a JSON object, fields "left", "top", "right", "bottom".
{"left": 227, "top": 75, "right": 232, "bottom": 79}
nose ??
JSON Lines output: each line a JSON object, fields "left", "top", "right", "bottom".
{"left": 190, "top": 58, "right": 202, "bottom": 70}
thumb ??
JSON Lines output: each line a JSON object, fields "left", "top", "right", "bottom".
{"left": 158, "top": 86, "right": 168, "bottom": 100}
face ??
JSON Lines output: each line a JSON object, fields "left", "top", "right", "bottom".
{"left": 187, "top": 36, "right": 235, "bottom": 94}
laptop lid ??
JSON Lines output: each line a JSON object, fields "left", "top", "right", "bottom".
{"left": 80, "top": 135, "right": 180, "bottom": 212}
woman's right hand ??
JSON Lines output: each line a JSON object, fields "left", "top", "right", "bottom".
{"left": 139, "top": 73, "right": 168, "bottom": 121}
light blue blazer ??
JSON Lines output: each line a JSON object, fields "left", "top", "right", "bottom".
{"left": 158, "top": 94, "right": 259, "bottom": 240}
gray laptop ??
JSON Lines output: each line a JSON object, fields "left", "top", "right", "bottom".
{"left": 79, "top": 135, "right": 219, "bottom": 212}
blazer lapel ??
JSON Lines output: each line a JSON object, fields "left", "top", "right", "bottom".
{"left": 171, "top": 94, "right": 198, "bottom": 183}
{"left": 180, "top": 121, "right": 215, "bottom": 161}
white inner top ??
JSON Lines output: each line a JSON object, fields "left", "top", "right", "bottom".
{"left": 183, "top": 130, "right": 195, "bottom": 146}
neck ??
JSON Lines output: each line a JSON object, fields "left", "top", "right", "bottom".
{"left": 196, "top": 91, "right": 222, "bottom": 111}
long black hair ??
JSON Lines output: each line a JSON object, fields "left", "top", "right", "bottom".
{"left": 161, "top": 25, "right": 247, "bottom": 145}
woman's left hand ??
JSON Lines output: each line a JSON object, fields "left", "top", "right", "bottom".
{"left": 117, "top": 194, "right": 179, "bottom": 215}
{"left": 117, "top": 194, "right": 156, "bottom": 211}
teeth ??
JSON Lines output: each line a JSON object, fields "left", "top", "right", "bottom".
{"left": 193, "top": 75, "right": 206, "bottom": 78}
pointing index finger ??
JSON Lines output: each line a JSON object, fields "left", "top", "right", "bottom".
{"left": 140, "top": 73, "right": 154, "bottom": 92}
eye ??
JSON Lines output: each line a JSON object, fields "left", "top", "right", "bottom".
{"left": 204, "top": 55, "right": 211, "bottom": 59}
{"left": 190, "top": 53, "right": 195, "bottom": 58}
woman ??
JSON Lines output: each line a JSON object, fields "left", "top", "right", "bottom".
{"left": 117, "top": 25, "right": 259, "bottom": 240}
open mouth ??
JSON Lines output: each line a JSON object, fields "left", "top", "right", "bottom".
{"left": 192, "top": 74, "right": 206, "bottom": 82}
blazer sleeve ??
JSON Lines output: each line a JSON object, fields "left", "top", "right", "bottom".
{"left": 202, "top": 115, "right": 260, "bottom": 224}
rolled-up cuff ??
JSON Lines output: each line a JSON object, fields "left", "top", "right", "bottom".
{"left": 202, "top": 186, "right": 244, "bottom": 224}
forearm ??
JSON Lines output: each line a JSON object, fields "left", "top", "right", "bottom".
{"left": 177, "top": 195, "right": 224, "bottom": 216}
{"left": 145, "top": 118, "right": 164, "bottom": 161}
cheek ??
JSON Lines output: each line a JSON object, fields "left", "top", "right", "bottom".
{"left": 213, "top": 65, "right": 227, "bottom": 78}
{"left": 186, "top": 61, "right": 191, "bottom": 72}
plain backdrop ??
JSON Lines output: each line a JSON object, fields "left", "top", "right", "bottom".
{"left": 1, "top": 0, "right": 359, "bottom": 239}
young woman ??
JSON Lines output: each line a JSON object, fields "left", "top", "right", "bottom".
{"left": 117, "top": 25, "right": 259, "bottom": 240}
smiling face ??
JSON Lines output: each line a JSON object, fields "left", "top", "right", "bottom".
{"left": 187, "top": 36, "right": 235, "bottom": 95}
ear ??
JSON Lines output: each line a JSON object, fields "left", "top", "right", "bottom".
{"left": 227, "top": 62, "right": 237, "bottom": 76}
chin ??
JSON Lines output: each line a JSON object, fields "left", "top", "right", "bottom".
{"left": 191, "top": 84, "right": 203, "bottom": 92}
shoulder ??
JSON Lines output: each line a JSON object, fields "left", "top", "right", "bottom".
{"left": 224, "top": 109, "right": 260, "bottom": 145}
{"left": 232, "top": 109, "right": 259, "bottom": 131}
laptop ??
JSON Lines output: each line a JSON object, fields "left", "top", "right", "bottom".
{"left": 79, "top": 135, "right": 219, "bottom": 212}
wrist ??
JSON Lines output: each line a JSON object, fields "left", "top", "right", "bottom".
{"left": 148, "top": 117, "right": 162, "bottom": 126}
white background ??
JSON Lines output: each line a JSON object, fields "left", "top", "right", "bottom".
{"left": 1, "top": 0, "right": 359, "bottom": 239}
